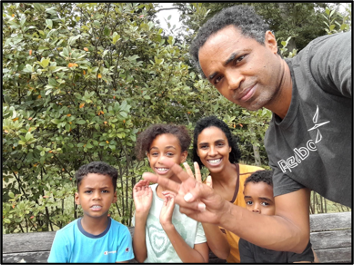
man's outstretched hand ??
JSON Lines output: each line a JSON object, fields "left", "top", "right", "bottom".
{"left": 142, "top": 160, "right": 229, "bottom": 225}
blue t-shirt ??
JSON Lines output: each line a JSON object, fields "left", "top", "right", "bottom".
{"left": 48, "top": 218, "right": 134, "bottom": 263}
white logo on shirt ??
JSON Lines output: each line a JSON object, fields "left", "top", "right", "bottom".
{"left": 104, "top": 250, "right": 117, "bottom": 255}
{"left": 307, "top": 105, "right": 330, "bottom": 143}
{"left": 277, "top": 106, "right": 330, "bottom": 173}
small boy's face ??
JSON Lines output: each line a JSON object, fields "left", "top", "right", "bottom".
{"left": 75, "top": 173, "right": 117, "bottom": 219}
{"left": 243, "top": 182, "right": 275, "bottom": 216}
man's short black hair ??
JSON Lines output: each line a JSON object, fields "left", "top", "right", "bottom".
{"left": 245, "top": 170, "right": 273, "bottom": 187}
{"left": 190, "top": 5, "right": 269, "bottom": 76}
{"left": 193, "top": 116, "right": 241, "bottom": 169}
{"left": 75, "top": 161, "right": 118, "bottom": 192}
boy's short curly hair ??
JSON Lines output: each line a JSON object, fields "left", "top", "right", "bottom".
{"left": 135, "top": 124, "right": 191, "bottom": 161}
{"left": 190, "top": 5, "right": 270, "bottom": 76}
{"left": 245, "top": 170, "right": 273, "bottom": 187}
{"left": 75, "top": 161, "right": 118, "bottom": 191}
{"left": 193, "top": 116, "right": 241, "bottom": 169}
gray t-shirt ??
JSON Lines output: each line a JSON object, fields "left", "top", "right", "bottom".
{"left": 132, "top": 183, "right": 207, "bottom": 262}
{"left": 239, "top": 238, "right": 314, "bottom": 263}
{"left": 265, "top": 31, "right": 352, "bottom": 207}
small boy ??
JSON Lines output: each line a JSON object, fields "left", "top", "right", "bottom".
{"left": 48, "top": 161, "right": 134, "bottom": 263}
{"left": 239, "top": 170, "right": 317, "bottom": 263}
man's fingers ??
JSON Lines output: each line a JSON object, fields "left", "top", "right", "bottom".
{"left": 183, "top": 162, "right": 194, "bottom": 178}
{"left": 143, "top": 172, "right": 180, "bottom": 193}
{"left": 194, "top": 162, "right": 202, "bottom": 183}
{"left": 156, "top": 159, "right": 191, "bottom": 183}
{"left": 206, "top": 175, "right": 213, "bottom": 188}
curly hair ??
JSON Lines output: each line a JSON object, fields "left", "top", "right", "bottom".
{"left": 193, "top": 116, "right": 241, "bottom": 169}
{"left": 190, "top": 5, "right": 270, "bottom": 76}
{"left": 75, "top": 161, "right": 118, "bottom": 191}
{"left": 135, "top": 124, "right": 191, "bottom": 161}
{"left": 244, "top": 170, "right": 273, "bottom": 187}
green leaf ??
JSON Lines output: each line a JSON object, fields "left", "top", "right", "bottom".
{"left": 9, "top": 191, "right": 15, "bottom": 198}
{"left": 20, "top": 17, "right": 26, "bottom": 27}
{"left": 76, "top": 120, "right": 86, "bottom": 125}
{"left": 25, "top": 132, "right": 33, "bottom": 141}
{"left": 46, "top": 19, "right": 53, "bottom": 29}
{"left": 104, "top": 27, "right": 110, "bottom": 36}
{"left": 111, "top": 32, "right": 120, "bottom": 45}
{"left": 39, "top": 58, "right": 50, "bottom": 68}
{"left": 68, "top": 35, "right": 81, "bottom": 46}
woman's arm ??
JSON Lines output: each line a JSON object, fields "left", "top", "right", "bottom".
{"left": 202, "top": 223, "right": 230, "bottom": 259}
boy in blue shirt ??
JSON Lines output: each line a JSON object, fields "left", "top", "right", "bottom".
{"left": 239, "top": 170, "right": 317, "bottom": 263}
{"left": 48, "top": 161, "right": 134, "bottom": 263}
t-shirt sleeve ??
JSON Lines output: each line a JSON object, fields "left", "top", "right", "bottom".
{"left": 194, "top": 222, "right": 207, "bottom": 244}
{"left": 271, "top": 165, "right": 305, "bottom": 197}
{"left": 47, "top": 231, "right": 69, "bottom": 263}
{"left": 116, "top": 226, "right": 134, "bottom": 262}
{"left": 239, "top": 238, "right": 255, "bottom": 263}
{"left": 310, "top": 31, "right": 351, "bottom": 98}
{"left": 288, "top": 241, "right": 314, "bottom": 263}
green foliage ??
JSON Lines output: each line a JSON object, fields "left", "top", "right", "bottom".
{"left": 322, "top": 4, "right": 351, "bottom": 35}
{"left": 3, "top": 3, "right": 350, "bottom": 234}
{"left": 2, "top": 2, "right": 204, "bottom": 233}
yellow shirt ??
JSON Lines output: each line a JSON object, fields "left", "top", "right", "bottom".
{"left": 219, "top": 164, "right": 263, "bottom": 263}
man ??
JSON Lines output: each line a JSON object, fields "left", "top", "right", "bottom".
{"left": 143, "top": 5, "right": 352, "bottom": 253}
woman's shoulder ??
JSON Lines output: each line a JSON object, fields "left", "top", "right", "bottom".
{"left": 238, "top": 163, "right": 264, "bottom": 175}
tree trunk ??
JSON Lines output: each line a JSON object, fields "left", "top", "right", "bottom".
{"left": 252, "top": 144, "right": 261, "bottom": 167}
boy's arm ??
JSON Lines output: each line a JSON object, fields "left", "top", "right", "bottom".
{"left": 289, "top": 241, "right": 315, "bottom": 263}
{"left": 312, "top": 248, "right": 319, "bottom": 263}
{"left": 239, "top": 238, "right": 256, "bottom": 263}
{"left": 47, "top": 231, "right": 69, "bottom": 263}
{"left": 202, "top": 223, "right": 230, "bottom": 259}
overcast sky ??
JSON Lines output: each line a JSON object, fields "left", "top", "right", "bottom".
{"left": 154, "top": 3, "right": 182, "bottom": 37}
{"left": 154, "top": 3, "right": 351, "bottom": 37}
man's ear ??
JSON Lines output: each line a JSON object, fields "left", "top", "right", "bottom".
{"left": 74, "top": 192, "right": 80, "bottom": 205}
{"left": 264, "top": 30, "right": 278, "bottom": 54}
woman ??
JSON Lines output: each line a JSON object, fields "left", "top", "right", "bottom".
{"left": 193, "top": 116, "right": 263, "bottom": 263}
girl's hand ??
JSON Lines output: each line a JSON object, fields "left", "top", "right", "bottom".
{"left": 133, "top": 180, "right": 153, "bottom": 218}
{"left": 159, "top": 191, "right": 176, "bottom": 230}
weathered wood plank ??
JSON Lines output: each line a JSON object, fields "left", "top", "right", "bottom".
{"left": 314, "top": 247, "right": 352, "bottom": 263}
{"left": 310, "top": 212, "right": 351, "bottom": 232}
{"left": 2, "top": 251, "right": 50, "bottom": 263}
{"left": 3, "top": 231, "right": 56, "bottom": 253}
{"left": 2, "top": 212, "right": 352, "bottom": 263}
{"left": 310, "top": 229, "right": 351, "bottom": 250}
